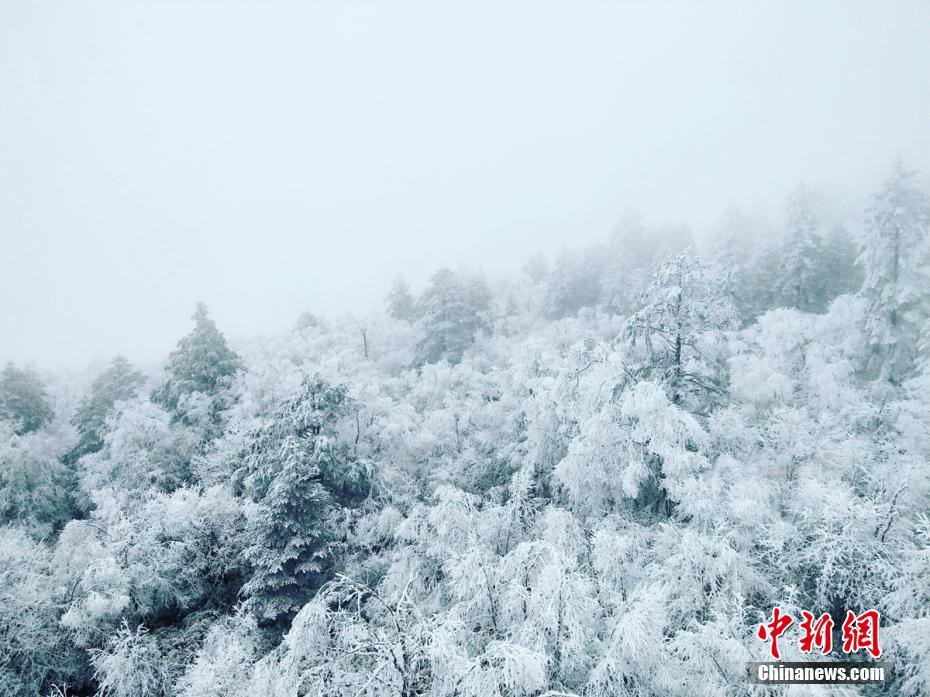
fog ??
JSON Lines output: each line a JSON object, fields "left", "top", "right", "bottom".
{"left": 1, "top": 0, "right": 928, "bottom": 368}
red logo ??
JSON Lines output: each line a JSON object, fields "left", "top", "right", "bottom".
{"left": 757, "top": 608, "right": 881, "bottom": 659}
{"left": 841, "top": 609, "right": 882, "bottom": 658}
{"left": 757, "top": 607, "right": 793, "bottom": 659}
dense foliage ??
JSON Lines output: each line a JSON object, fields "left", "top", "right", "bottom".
{"left": 1, "top": 165, "right": 928, "bottom": 696}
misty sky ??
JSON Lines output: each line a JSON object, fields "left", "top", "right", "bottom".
{"left": 2, "top": 1, "right": 928, "bottom": 369}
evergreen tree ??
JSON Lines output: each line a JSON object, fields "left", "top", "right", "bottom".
{"left": 708, "top": 207, "right": 761, "bottom": 321}
{"left": 385, "top": 275, "right": 415, "bottom": 321}
{"left": 543, "top": 248, "right": 603, "bottom": 319}
{"left": 413, "top": 268, "right": 490, "bottom": 365}
{"left": 623, "top": 251, "right": 737, "bottom": 409}
{"left": 821, "top": 223, "right": 863, "bottom": 301}
{"left": 152, "top": 303, "right": 241, "bottom": 420}
{"left": 859, "top": 160, "right": 930, "bottom": 381}
{"left": 603, "top": 212, "right": 654, "bottom": 314}
{"left": 294, "top": 311, "right": 320, "bottom": 331}
{"left": 521, "top": 252, "right": 549, "bottom": 284}
{"left": 609, "top": 210, "right": 651, "bottom": 271}
{"left": 0, "top": 429, "right": 72, "bottom": 536}
{"left": 742, "top": 236, "right": 782, "bottom": 317}
{"left": 69, "top": 356, "right": 144, "bottom": 461}
{"left": 650, "top": 222, "right": 695, "bottom": 268}
{"left": 771, "top": 184, "right": 829, "bottom": 312}
{"left": 0, "top": 363, "right": 54, "bottom": 435}
{"left": 239, "top": 375, "right": 352, "bottom": 623}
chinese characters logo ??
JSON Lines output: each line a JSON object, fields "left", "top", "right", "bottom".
{"left": 756, "top": 608, "right": 881, "bottom": 659}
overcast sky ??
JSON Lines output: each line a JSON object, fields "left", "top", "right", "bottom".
{"left": 1, "top": 0, "right": 928, "bottom": 369}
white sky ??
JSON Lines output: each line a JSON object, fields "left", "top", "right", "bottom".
{"left": 1, "top": 0, "right": 928, "bottom": 368}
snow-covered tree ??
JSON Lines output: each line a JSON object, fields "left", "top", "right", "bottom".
{"left": 708, "top": 207, "right": 756, "bottom": 318}
{"left": 822, "top": 222, "right": 862, "bottom": 302}
{"left": 555, "top": 380, "right": 709, "bottom": 519}
{"left": 386, "top": 275, "right": 416, "bottom": 321}
{"left": 0, "top": 363, "right": 54, "bottom": 435}
{"left": 886, "top": 516, "right": 930, "bottom": 696}
{"left": 522, "top": 252, "right": 550, "bottom": 284}
{"left": 623, "top": 250, "right": 736, "bottom": 409}
{"left": 413, "top": 268, "right": 491, "bottom": 366}
{"left": 859, "top": 160, "right": 930, "bottom": 381}
{"left": 153, "top": 303, "right": 242, "bottom": 424}
{"left": 78, "top": 397, "right": 194, "bottom": 498}
{"left": 69, "top": 356, "right": 144, "bottom": 461}
{"left": 293, "top": 310, "right": 320, "bottom": 331}
{"left": 0, "top": 426, "right": 72, "bottom": 535}
{"left": 544, "top": 247, "right": 604, "bottom": 319}
{"left": 0, "top": 526, "right": 74, "bottom": 696}
{"left": 89, "top": 623, "right": 172, "bottom": 697}
{"left": 175, "top": 615, "right": 259, "bottom": 697}
{"left": 770, "top": 184, "right": 830, "bottom": 312}
{"left": 250, "top": 575, "right": 431, "bottom": 697}
{"left": 239, "top": 375, "right": 357, "bottom": 623}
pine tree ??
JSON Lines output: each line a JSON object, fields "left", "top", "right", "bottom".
{"left": 859, "top": 160, "right": 930, "bottom": 381}
{"left": 294, "top": 311, "right": 320, "bottom": 331}
{"left": 240, "top": 375, "right": 351, "bottom": 623}
{"left": 521, "top": 252, "right": 549, "bottom": 284}
{"left": 708, "top": 207, "right": 763, "bottom": 321}
{"left": 623, "top": 251, "right": 736, "bottom": 409}
{"left": 543, "top": 248, "right": 603, "bottom": 319}
{"left": 69, "top": 356, "right": 144, "bottom": 461}
{"left": 152, "top": 303, "right": 241, "bottom": 420}
{"left": 771, "top": 184, "right": 829, "bottom": 312}
{"left": 413, "top": 268, "right": 490, "bottom": 365}
{"left": 603, "top": 212, "right": 653, "bottom": 314}
{"left": 0, "top": 363, "right": 54, "bottom": 435}
{"left": 386, "top": 275, "right": 415, "bottom": 321}
{"left": 821, "top": 223, "right": 862, "bottom": 302}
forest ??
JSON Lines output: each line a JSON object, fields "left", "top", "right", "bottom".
{"left": 1, "top": 161, "right": 929, "bottom": 696}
